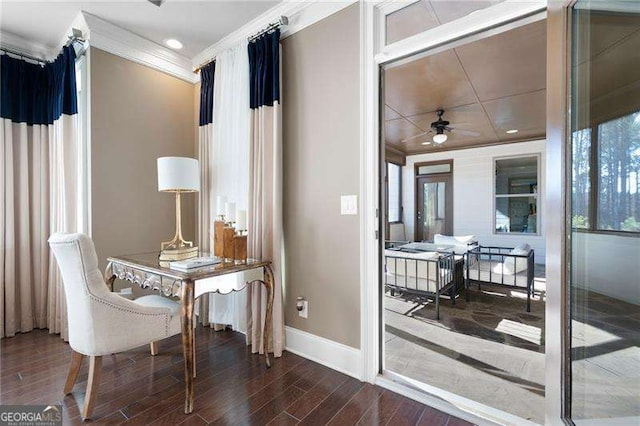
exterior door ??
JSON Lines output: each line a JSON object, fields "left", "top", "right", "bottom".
{"left": 415, "top": 174, "right": 452, "bottom": 242}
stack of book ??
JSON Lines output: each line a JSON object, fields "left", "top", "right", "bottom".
{"left": 169, "top": 257, "right": 220, "bottom": 272}
{"left": 158, "top": 246, "right": 198, "bottom": 268}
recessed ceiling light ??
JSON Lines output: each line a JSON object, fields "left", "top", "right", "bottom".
{"left": 165, "top": 39, "right": 183, "bottom": 50}
{"left": 421, "top": 142, "right": 431, "bottom": 145}
{"left": 506, "top": 129, "right": 519, "bottom": 134}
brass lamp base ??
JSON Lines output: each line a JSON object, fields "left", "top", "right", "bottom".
{"left": 161, "top": 191, "right": 194, "bottom": 251}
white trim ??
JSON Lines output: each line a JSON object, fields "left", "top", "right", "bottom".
{"left": 0, "top": 30, "right": 58, "bottom": 60}
{"left": 85, "top": 48, "right": 93, "bottom": 238}
{"left": 284, "top": 326, "right": 362, "bottom": 379}
{"left": 81, "top": 12, "right": 196, "bottom": 83}
{"left": 360, "top": 0, "right": 382, "bottom": 384}
{"left": 375, "top": 0, "right": 546, "bottom": 63}
{"left": 2, "top": 1, "right": 356, "bottom": 85}
{"left": 361, "top": 1, "right": 556, "bottom": 425}
{"left": 377, "top": 373, "right": 540, "bottom": 426}
{"left": 192, "top": 0, "right": 357, "bottom": 72}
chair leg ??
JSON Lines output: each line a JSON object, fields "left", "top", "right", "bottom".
{"left": 150, "top": 341, "right": 159, "bottom": 356}
{"left": 82, "top": 356, "right": 102, "bottom": 420}
{"left": 64, "top": 351, "right": 84, "bottom": 395}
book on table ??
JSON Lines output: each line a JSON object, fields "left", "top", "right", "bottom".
{"left": 169, "top": 257, "right": 221, "bottom": 271}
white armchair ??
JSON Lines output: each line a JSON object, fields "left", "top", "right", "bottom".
{"left": 48, "top": 233, "right": 181, "bottom": 419}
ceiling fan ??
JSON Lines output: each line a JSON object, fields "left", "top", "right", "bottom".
{"left": 401, "top": 109, "right": 480, "bottom": 145}
{"left": 148, "top": 0, "right": 166, "bottom": 6}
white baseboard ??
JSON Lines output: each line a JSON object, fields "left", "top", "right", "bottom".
{"left": 284, "top": 326, "right": 362, "bottom": 380}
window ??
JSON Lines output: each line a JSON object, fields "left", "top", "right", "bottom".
{"left": 75, "top": 53, "right": 90, "bottom": 234}
{"left": 387, "top": 162, "right": 402, "bottom": 222}
{"left": 597, "top": 112, "right": 640, "bottom": 232}
{"left": 570, "top": 110, "right": 640, "bottom": 234}
{"left": 494, "top": 156, "right": 539, "bottom": 234}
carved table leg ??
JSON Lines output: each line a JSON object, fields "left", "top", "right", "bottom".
{"left": 181, "top": 279, "right": 195, "bottom": 414}
{"left": 104, "top": 262, "right": 116, "bottom": 291}
{"left": 262, "top": 265, "right": 275, "bottom": 368}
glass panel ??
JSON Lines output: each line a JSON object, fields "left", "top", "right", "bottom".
{"left": 385, "top": 0, "right": 506, "bottom": 45}
{"left": 597, "top": 112, "right": 640, "bottom": 231}
{"left": 422, "top": 181, "right": 445, "bottom": 241}
{"left": 572, "top": 128, "right": 591, "bottom": 229}
{"left": 570, "top": 2, "right": 640, "bottom": 423}
{"left": 495, "top": 196, "right": 537, "bottom": 233}
{"left": 388, "top": 163, "right": 401, "bottom": 222}
{"left": 386, "top": 1, "right": 439, "bottom": 45}
{"left": 417, "top": 163, "right": 451, "bottom": 175}
{"left": 495, "top": 156, "right": 538, "bottom": 195}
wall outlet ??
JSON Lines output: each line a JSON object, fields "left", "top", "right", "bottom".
{"left": 340, "top": 195, "right": 358, "bottom": 215}
{"left": 298, "top": 300, "right": 309, "bottom": 318}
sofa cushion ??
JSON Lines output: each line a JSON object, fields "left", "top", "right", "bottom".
{"left": 433, "top": 234, "right": 477, "bottom": 254}
{"left": 503, "top": 243, "right": 531, "bottom": 274}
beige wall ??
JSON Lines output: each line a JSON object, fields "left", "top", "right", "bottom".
{"left": 90, "top": 48, "right": 196, "bottom": 274}
{"left": 282, "top": 4, "right": 361, "bottom": 349}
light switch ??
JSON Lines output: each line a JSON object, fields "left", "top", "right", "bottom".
{"left": 341, "top": 195, "right": 358, "bottom": 215}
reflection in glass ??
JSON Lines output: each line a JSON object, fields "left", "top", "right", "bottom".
{"left": 569, "top": 2, "right": 640, "bottom": 422}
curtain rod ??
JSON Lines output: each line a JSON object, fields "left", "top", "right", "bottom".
{"left": 0, "top": 35, "right": 86, "bottom": 66}
{"left": 193, "top": 15, "right": 288, "bottom": 74}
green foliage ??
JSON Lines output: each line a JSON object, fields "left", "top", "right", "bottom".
{"left": 572, "top": 215, "right": 589, "bottom": 228}
{"left": 621, "top": 216, "right": 640, "bottom": 232}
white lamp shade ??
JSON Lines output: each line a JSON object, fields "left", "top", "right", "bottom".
{"left": 157, "top": 157, "right": 200, "bottom": 192}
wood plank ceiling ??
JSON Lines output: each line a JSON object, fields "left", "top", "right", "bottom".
{"left": 384, "top": 3, "right": 640, "bottom": 157}
{"left": 384, "top": 18, "right": 547, "bottom": 155}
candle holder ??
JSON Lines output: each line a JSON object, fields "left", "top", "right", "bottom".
{"left": 213, "top": 215, "right": 226, "bottom": 258}
{"left": 233, "top": 229, "right": 248, "bottom": 264}
{"left": 222, "top": 222, "right": 236, "bottom": 263}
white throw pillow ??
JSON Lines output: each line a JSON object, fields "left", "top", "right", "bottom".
{"left": 433, "top": 234, "right": 477, "bottom": 254}
{"left": 502, "top": 243, "right": 531, "bottom": 275}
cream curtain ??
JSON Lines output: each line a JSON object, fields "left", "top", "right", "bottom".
{"left": 1, "top": 122, "right": 50, "bottom": 338}
{"left": 1, "top": 110, "right": 78, "bottom": 341}
{"left": 207, "top": 40, "right": 251, "bottom": 333}
{"left": 247, "top": 104, "right": 285, "bottom": 356}
{"left": 1, "top": 47, "right": 79, "bottom": 340}
{"left": 246, "top": 31, "right": 285, "bottom": 356}
{"left": 0, "top": 115, "right": 78, "bottom": 340}
{"left": 196, "top": 61, "right": 215, "bottom": 327}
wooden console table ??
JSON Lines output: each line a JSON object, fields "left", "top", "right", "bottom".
{"left": 104, "top": 253, "right": 274, "bottom": 414}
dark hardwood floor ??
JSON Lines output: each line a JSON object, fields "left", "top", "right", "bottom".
{"left": 0, "top": 327, "right": 474, "bottom": 425}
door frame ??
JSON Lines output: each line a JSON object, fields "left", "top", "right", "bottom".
{"left": 414, "top": 160, "right": 454, "bottom": 242}
{"left": 359, "top": 1, "right": 569, "bottom": 425}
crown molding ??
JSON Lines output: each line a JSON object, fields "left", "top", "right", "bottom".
{"left": 0, "top": 30, "right": 59, "bottom": 60}
{"left": 2, "top": 1, "right": 356, "bottom": 84}
{"left": 191, "top": 0, "right": 357, "bottom": 72}
{"left": 82, "top": 11, "right": 197, "bottom": 83}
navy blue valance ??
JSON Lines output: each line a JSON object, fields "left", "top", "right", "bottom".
{"left": 248, "top": 29, "right": 280, "bottom": 110}
{"left": 0, "top": 46, "right": 77, "bottom": 126}
{"left": 199, "top": 61, "right": 215, "bottom": 126}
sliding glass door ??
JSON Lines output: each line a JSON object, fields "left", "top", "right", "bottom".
{"left": 568, "top": 1, "right": 640, "bottom": 423}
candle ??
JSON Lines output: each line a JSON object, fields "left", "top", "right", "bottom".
{"left": 216, "top": 195, "right": 227, "bottom": 217}
{"left": 236, "top": 210, "right": 247, "bottom": 231}
{"left": 225, "top": 201, "right": 236, "bottom": 222}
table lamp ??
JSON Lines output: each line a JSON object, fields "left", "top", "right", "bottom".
{"left": 157, "top": 157, "right": 200, "bottom": 252}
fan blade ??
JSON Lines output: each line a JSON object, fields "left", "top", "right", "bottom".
{"left": 401, "top": 131, "right": 431, "bottom": 143}
{"left": 148, "top": 0, "right": 165, "bottom": 6}
{"left": 450, "top": 127, "right": 480, "bottom": 137}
